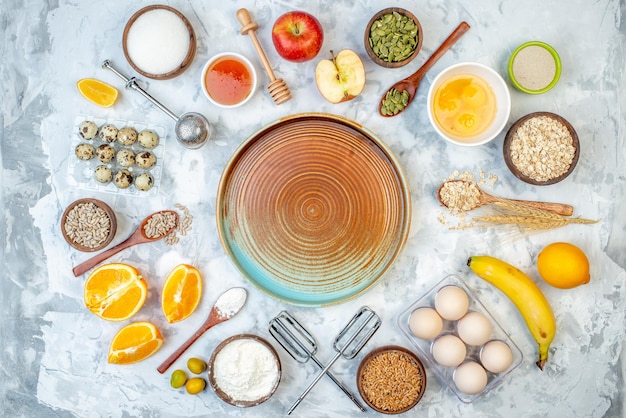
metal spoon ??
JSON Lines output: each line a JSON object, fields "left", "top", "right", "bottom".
{"left": 437, "top": 180, "right": 574, "bottom": 216}
{"left": 72, "top": 210, "right": 178, "bottom": 277}
{"left": 378, "top": 21, "right": 471, "bottom": 117}
{"left": 157, "top": 287, "right": 248, "bottom": 374}
{"left": 102, "top": 59, "right": 210, "bottom": 149}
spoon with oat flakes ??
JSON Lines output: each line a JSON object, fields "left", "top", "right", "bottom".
{"left": 437, "top": 180, "right": 574, "bottom": 216}
{"left": 73, "top": 210, "right": 178, "bottom": 277}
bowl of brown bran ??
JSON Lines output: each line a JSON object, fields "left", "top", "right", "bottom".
{"left": 503, "top": 112, "right": 579, "bottom": 185}
{"left": 357, "top": 345, "right": 426, "bottom": 414}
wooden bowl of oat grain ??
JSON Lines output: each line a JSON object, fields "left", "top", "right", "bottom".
{"left": 503, "top": 112, "right": 580, "bottom": 186}
{"left": 61, "top": 198, "right": 117, "bottom": 252}
{"left": 357, "top": 345, "right": 426, "bottom": 414}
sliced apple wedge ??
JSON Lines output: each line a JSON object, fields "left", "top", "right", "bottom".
{"left": 315, "top": 49, "right": 366, "bottom": 103}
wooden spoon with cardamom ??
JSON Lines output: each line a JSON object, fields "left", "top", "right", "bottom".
{"left": 437, "top": 180, "right": 574, "bottom": 216}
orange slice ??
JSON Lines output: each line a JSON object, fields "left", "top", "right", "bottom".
{"left": 84, "top": 263, "right": 147, "bottom": 321}
{"left": 108, "top": 321, "right": 164, "bottom": 364}
{"left": 76, "top": 78, "right": 118, "bottom": 107}
{"left": 161, "top": 264, "right": 203, "bottom": 323}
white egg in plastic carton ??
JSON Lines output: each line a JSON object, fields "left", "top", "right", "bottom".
{"left": 67, "top": 115, "right": 166, "bottom": 197}
{"left": 397, "top": 274, "right": 523, "bottom": 403}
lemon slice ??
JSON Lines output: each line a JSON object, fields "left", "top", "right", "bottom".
{"left": 76, "top": 78, "right": 118, "bottom": 107}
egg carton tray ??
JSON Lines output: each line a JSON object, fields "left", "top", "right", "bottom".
{"left": 67, "top": 115, "right": 166, "bottom": 197}
{"left": 397, "top": 274, "right": 523, "bottom": 404}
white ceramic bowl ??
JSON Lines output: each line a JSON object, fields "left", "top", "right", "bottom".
{"left": 200, "top": 52, "right": 257, "bottom": 109}
{"left": 427, "top": 62, "right": 511, "bottom": 146}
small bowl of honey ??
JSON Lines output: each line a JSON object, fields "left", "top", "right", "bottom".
{"left": 201, "top": 52, "right": 257, "bottom": 108}
{"left": 427, "top": 62, "right": 511, "bottom": 146}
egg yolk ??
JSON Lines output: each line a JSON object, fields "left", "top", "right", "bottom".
{"left": 433, "top": 74, "right": 496, "bottom": 139}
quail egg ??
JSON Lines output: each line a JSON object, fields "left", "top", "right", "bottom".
{"left": 78, "top": 120, "right": 98, "bottom": 139}
{"left": 94, "top": 165, "right": 113, "bottom": 184}
{"left": 75, "top": 143, "right": 95, "bottom": 160}
{"left": 135, "top": 151, "right": 156, "bottom": 169}
{"left": 117, "top": 126, "right": 138, "bottom": 146}
{"left": 114, "top": 169, "right": 133, "bottom": 189}
{"left": 116, "top": 149, "right": 136, "bottom": 167}
{"left": 97, "top": 144, "right": 116, "bottom": 163}
{"left": 135, "top": 172, "right": 154, "bottom": 191}
{"left": 138, "top": 129, "right": 159, "bottom": 149}
{"left": 99, "top": 124, "right": 119, "bottom": 143}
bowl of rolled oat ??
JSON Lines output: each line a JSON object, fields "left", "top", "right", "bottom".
{"left": 62, "top": 198, "right": 117, "bottom": 252}
{"left": 503, "top": 112, "right": 580, "bottom": 185}
{"left": 356, "top": 345, "right": 426, "bottom": 414}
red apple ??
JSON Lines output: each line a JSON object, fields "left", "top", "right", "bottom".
{"left": 271, "top": 11, "right": 324, "bottom": 62}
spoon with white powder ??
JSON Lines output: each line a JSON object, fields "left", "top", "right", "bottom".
{"left": 157, "top": 287, "right": 247, "bottom": 374}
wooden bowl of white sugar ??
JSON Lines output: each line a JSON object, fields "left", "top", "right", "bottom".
{"left": 208, "top": 334, "right": 281, "bottom": 407}
{"left": 122, "top": 5, "right": 197, "bottom": 80}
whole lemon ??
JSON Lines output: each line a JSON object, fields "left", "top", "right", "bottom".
{"left": 537, "top": 242, "right": 590, "bottom": 289}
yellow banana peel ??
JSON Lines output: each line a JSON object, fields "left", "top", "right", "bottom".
{"left": 467, "top": 255, "right": 556, "bottom": 370}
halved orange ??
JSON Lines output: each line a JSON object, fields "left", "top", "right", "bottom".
{"left": 108, "top": 321, "right": 164, "bottom": 364}
{"left": 84, "top": 263, "right": 147, "bottom": 321}
{"left": 77, "top": 78, "right": 118, "bottom": 107}
{"left": 161, "top": 264, "right": 203, "bottom": 323}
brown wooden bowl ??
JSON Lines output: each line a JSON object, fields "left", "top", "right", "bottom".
{"left": 357, "top": 345, "right": 426, "bottom": 414}
{"left": 61, "top": 198, "right": 117, "bottom": 252}
{"left": 122, "top": 5, "right": 197, "bottom": 80}
{"left": 364, "top": 8, "right": 423, "bottom": 68}
{"left": 503, "top": 111, "right": 580, "bottom": 186}
{"left": 207, "top": 334, "right": 281, "bottom": 407}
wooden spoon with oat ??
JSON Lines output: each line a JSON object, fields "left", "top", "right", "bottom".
{"left": 437, "top": 180, "right": 574, "bottom": 216}
{"left": 72, "top": 210, "right": 178, "bottom": 277}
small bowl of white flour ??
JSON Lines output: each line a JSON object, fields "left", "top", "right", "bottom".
{"left": 208, "top": 334, "right": 281, "bottom": 407}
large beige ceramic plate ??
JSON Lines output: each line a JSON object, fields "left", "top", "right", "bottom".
{"left": 217, "top": 113, "right": 411, "bottom": 306}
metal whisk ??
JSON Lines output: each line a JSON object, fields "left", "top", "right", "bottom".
{"left": 286, "top": 306, "right": 381, "bottom": 415}
{"left": 102, "top": 59, "right": 210, "bottom": 149}
{"left": 269, "top": 311, "right": 366, "bottom": 412}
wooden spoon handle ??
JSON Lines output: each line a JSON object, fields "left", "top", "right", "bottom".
{"left": 72, "top": 233, "right": 142, "bottom": 277}
{"left": 236, "top": 8, "right": 277, "bottom": 82}
{"left": 501, "top": 198, "right": 574, "bottom": 216}
{"left": 157, "top": 316, "right": 219, "bottom": 374}
{"left": 408, "top": 21, "right": 470, "bottom": 83}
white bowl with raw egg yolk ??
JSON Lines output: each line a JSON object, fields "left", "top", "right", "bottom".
{"left": 427, "top": 62, "right": 511, "bottom": 146}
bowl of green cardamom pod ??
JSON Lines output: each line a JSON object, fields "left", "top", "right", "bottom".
{"left": 364, "top": 8, "right": 422, "bottom": 68}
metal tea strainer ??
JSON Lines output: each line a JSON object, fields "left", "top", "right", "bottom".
{"left": 102, "top": 59, "right": 210, "bottom": 149}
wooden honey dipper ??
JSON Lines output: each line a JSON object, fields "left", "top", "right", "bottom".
{"left": 236, "top": 8, "right": 291, "bottom": 105}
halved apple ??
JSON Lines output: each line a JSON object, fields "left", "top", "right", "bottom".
{"left": 315, "top": 49, "right": 366, "bottom": 104}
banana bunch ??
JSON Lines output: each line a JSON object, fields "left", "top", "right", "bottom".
{"left": 467, "top": 255, "right": 556, "bottom": 370}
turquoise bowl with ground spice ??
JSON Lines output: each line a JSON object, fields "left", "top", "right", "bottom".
{"left": 508, "top": 41, "right": 561, "bottom": 94}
